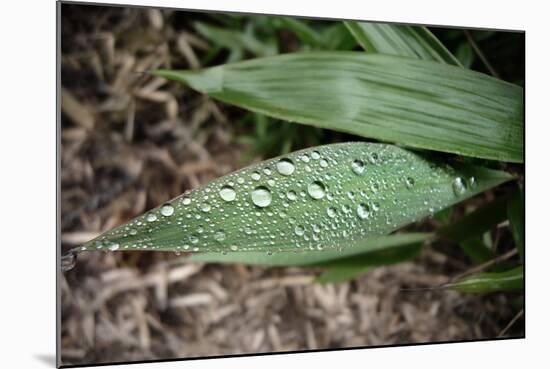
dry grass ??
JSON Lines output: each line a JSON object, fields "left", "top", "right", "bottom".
{"left": 60, "top": 4, "right": 522, "bottom": 366}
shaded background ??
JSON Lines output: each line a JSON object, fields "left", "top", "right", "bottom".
{"left": 60, "top": 3, "right": 524, "bottom": 366}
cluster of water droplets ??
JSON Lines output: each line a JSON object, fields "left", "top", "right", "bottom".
{"left": 65, "top": 142, "right": 481, "bottom": 263}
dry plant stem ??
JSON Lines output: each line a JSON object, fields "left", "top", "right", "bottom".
{"left": 464, "top": 30, "right": 500, "bottom": 78}
{"left": 450, "top": 248, "right": 518, "bottom": 282}
{"left": 497, "top": 308, "right": 524, "bottom": 337}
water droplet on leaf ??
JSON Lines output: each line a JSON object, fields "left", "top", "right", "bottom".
{"left": 251, "top": 186, "right": 272, "bottom": 207}
{"left": 160, "top": 204, "right": 174, "bottom": 217}
{"left": 357, "top": 204, "right": 370, "bottom": 219}
{"left": 219, "top": 185, "right": 237, "bottom": 202}
{"left": 327, "top": 207, "right": 337, "bottom": 218}
{"left": 452, "top": 177, "right": 467, "bottom": 196}
{"left": 276, "top": 158, "right": 295, "bottom": 176}
{"left": 61, "top": 251, "right": 76, "bottom": 272}
{"left": 351, "top": 159, "right": 365, "bottom": 175}
{"left": 307, "top": 181, "right": 326, "bottom": 200}
{"left": 214, "top": 231, "right": 226, "bottom": 242}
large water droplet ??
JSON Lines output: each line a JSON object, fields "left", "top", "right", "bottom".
{"left": 405, "top": 177, "right": 415, "bottom": 189}
{"left": 276, "top": 158, "right": 295, "bottom": 176}
{"left": 146, "top": 213, "right": 158, "bottom": 222}
{"left": 219, "top": 185, "right": 237, "bottom": 202}
{"left": 319, "top": 159, "right": 328, "bottom": 168}
{"left": 357, "top": 203, "right": 371, "bottom": 219}
{"left": 230, "top": 245, "right": 238, "bottom": 251}
{"left": 368, "top": 152, "right": 379, "bottom": 164}
{"left": 327, "top": 207, "right": 337, "bottom": 218}
{"left": 182, "top": 197, "right": 191, "bottom": 206}
{"left": 214, "top": 230, "right": 226, "bottom": 242}
{"left": 61, "top": 251, "right": 77, "bottom": 272}
{"left": 452, "top": 177, "right": 467, "bottom": 196}
{"left": 251, "top": 171, "right": 261, "bottom": 181}
{"left": 201, "top": 203, "right": 212, "bottom": 212}
{"left": 294, "top": 225, "right": 305, "bottom": 236}
{"left": 287, "top": 190, "right": 297, "bottom": 201}
{"left": 469, "top": 176, "right": 478, "bottom": 189}
{"left": 307, "top": 181, "right": 326, "bottom": 200}
{"left": 108, "top": 242, "right": 120, "bottom": 251}
{"left": 160, "top": 203, "right": 175, "bottom": 216}
{"left": 311, "top": 151, "right": 321, "bottom": 160}
{"left": 351, "top": 159, "right": 365, "bottom": 175}
{"left": 251, "top": 186, "right": 272, "bottom": 207}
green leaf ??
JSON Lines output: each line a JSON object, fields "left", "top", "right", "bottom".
{"left": 191, "top": 233, "right": 429, "bottom": 266}
{"left": 316, "top": 241, "right": 422, "bottom": 283}
{"left": 193, "top": 22, "right": 276, "bottom": 58}
{"left": 438, "top": 194, "right": 511, "bottom": 242}
{"left": 455, "top": 42, "right": 475, "bottom": 68}
{"left": 433, "top": 206, "right": 453, "bottom": 224}
{"left": 344, "top": 21, "right": 462, "bottom": 66}
{"left": 74, "top": 142, "right": 512, "bottom": 255}
{"left": 508, "top": 188, "right": 525, "bottom": 262}
{"left": 449, "top": 266, "right": 524, "bottom": 293}
{"left": 317, "top": 266, "right": 372, "bottom": 284}
{"left": 323, "top": 23, "right": 359, "bottom": 50}
{"left": 154, "top": 52, "right": 523, "bottom": 162}
{"left": 317, "top": 241, "right": 422, "bottom": 283}
{"left": 277, "top": 17, "right": 324, "bottom": 48}
{"left": 459, "top": 237, "right": 495, "bottom": 264}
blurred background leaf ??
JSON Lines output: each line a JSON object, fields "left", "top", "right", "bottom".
{"left": 508, "top": 187, "right": 525, "bottom": 262}
{"left": 448, "top": 266, "right": 523, "bottom": 293}
{"left": 155, "top": 52, "right": 523, "bottom": 162}
{"left": 344, "top": 21, "right": 462, "bottom": 66}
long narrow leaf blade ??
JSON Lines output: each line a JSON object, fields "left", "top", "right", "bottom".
{"left": 508, "top": 188, "right": 525, "bottom": 261}
{"left": 154, "top": 52, "right": 523, "bottom": 162}
{"left": 448, "top": 266, "right": 524, "bottom": 293}
{"left": 344, "top": 21, "right": 462, "bottom": 66}
{"left": 277, "top": 17, "right": 324, "bottom": 48}
{"left": 75, "top": 142, "right": 512, "bottom": 255}
{"left": 317, "top": 266, "right": 372, "bottom": 284}
{"left": 193, "top": 22, "right": 276, "bottom": 57}
{"left": 191, "top": 233, "right": 429, "bottom": 266}
{"left": 316, "top": 242, "right": 421, "bottom": 283}
{"left": 438, "top": 193, "right": 511, "bottom": 242}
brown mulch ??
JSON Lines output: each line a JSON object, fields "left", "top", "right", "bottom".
{"left": 59, "top": 4, "right": 523, "bottom": 366}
